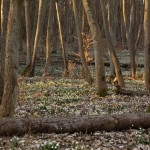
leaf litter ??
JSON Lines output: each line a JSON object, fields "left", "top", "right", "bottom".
{"left": 1, "top": 65, "right": 150, "bottom": 149}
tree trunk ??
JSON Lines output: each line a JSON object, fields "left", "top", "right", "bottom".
{"left": 128, "top": 0, "right": 136, "bottom": 79}
{"left": 0, "top": 113, "right": 149, "bottom": 136}
{"left": 82, "top": 0, "right": 107, "bottom": 96}
{"left": 24, "top": 0, "right": 32, "bottom": 68}
{"left": 123, "top": 0, "right": 136, "bottom": 79}
{"left": 0, "top": 0, "right": 21, "bottom": 117}
{"left": 72, "top": 0, "right": 93, "bottom": 85}
{"left": 43, "top": 0, "right": 54, "bottom": 76}
{"left": 55, "top": 1, "right": 68, "bottom": 76}
{"left": 144, "top": 0, "right": 150, "bottom": 92}
{"left": 0, "top": 0, "right": 9, "bottom": 104}
{"left": 100, "top": 0, "right": 125, "bottom": 87}
{"left": 27, "top": 0, "right": 43, "bottom": 77}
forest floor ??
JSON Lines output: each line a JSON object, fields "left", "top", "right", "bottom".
{"left": 1, "top": 50, "right": 150, "bottom": 150}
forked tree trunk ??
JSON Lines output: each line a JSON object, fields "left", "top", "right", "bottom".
{"left": 82, "top": 0, "right": 107, "bottom": 96}
{"left": 72, "top": 0, "right": 93, "bottom": 85}
{"left": 43, "top": 0, "right": 54, "bottom": 76}
{"left": 0, "top": 113, "right": 149, "bottom": 136}
{"left": 0, "top": 0, "right": 21, "bottom": 117}
{"left": 144, "top": 0, "right": 150, "bottom": 92}
{"left": 100, "top": 0, "right": 125, "bottom": 87}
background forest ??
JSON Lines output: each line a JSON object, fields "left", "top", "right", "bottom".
{"left": 0, "top": 0, "right": 150, "bottom": 149}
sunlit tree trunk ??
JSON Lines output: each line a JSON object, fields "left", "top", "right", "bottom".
{"left": 100, "top": 0, "right": 125, "bottom": 87}
{"left": 82, "top": 0, "right": 107, "bottom": 96}
{"left": 55, "top": 1, "right": 68, "bottom": 76}
{"left": 43, "top": 0, "right": 54, "bottom": 76}
{"left": 72, "top": 0, "right": 93, "bottom": 85}
{"left": 144, "top": 0, "right": 150, "bottom": 92}
{"left": 27, "top": 0, "right": 43, "bottom": 77}
{"left": 0, "top": 0, "right": 21, "bottom": 117}
{"left": 120, "top": 1, "right": 127, "bottom": 49}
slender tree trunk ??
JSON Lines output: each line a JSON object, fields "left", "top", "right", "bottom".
{"left": 43, "top": 0, "right": 54, "bottom": 76}
{"left": 107, "top": 0, "right": 115, "bottom": 77}
{"left": 0, "top": 0, "right": 21, "bottom": 117}
{"left": 55, "top": 1, "right": 68, "bottom": 76}
{"left": 128, "top": 0, "right": 136, "bottom": 79}
{"left": 144, "top": 0, "right": 150, "bottom": 92}
{"left": 24, "top": 0, "right": 31, "bottom": 68}
{"left": 100, "top": 0, "right": 125, "bottom": 87}
{"left": 135, "top": 1, "right": 144, "bottom": 51}
{"left": 123, "top": 0, "right": 136, "bottom": 79}
{"left": 27, "top": 0, "right": 43, "bottom": 77}
{"left": 72, "top": 0, "right": 93, "bottom": 85}
{"left": 82, "top": 0, "right": 107, "bottom": 96}
{"left": 120, "top": 1, "right": 126, "bottom": 49}
{"left": 30, "top": 0, "right": 38, "bottom": 53}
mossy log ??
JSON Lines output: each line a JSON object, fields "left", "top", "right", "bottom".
{"left": 0, "top": 113, "right": 150, "bottom": 136}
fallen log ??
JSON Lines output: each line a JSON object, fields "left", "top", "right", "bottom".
{"left": 0, "top": 113, "right": 150, "bottom": 136}
{"left": 115, "top": 85, "right": 149, "bottom": 96}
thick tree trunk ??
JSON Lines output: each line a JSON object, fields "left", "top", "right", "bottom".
{"left": 0, "top": 0, "right": 10, "bottom": 104}
{"left": 144, "top": 0, "right": 150, "bottom": 92}
{"left": 0, "top": 113, "right": 149, "bottom": 136}
{"left": 0, "top": 0, "right": 21, "bottom": 117}
{"left": 82, "top": 0, "right": 107, "bottom": 96}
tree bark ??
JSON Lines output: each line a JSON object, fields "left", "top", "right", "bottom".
{"left": 43, "top": 0, "right": 54, "bottom": 76}
{"left": 144, "top": 0, "right": 150, "bottom": 92}
{"left": 27, "top": 0, "right": 43, "bottom": 77}
{"left": 0, "top": 0, "right": 10, "bottom": 104}
{"left": 72, "top": 0, "right": 93, "bottom": 85}
{"left": 0, "top": 0, "right": 21, "bottom": 117}
{"left": 0, "top": 113, "right": 149, "bottom": 136}
{"left": 55, "top": 1, "right": 68, "bottom": 76}
{"left": 82, "top": 0, "right": 107, "bottom": 96}
{"left": 128, "top": 0, "right": 136, "bottom": 79}
{"left": 24, "top": 0, "right": 32, "bottom": 68}
{"left": 123, "top": 0, "right": 136, "bottom": 79}
{"left": 100, "top": 0, "right": 125, "bottom": 87}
